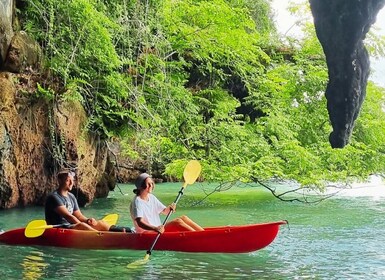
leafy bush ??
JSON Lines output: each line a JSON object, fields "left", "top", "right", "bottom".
{"left": 19, "top": 0, "right": 385, "bottom": 189}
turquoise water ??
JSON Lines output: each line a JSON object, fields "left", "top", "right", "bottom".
{"left": 1, "top": 182, "right": 385, "bottom": 279}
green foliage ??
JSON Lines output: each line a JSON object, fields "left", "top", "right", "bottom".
{"left": 365, "top": 27, "right": 385, "bottom": 59}
{"left": 62, "top": 78, "right": 88, "bottom": 103}
{"left": 19, "top": 0, "right": 385, "bottom": 191}
{"left": 161, "top": 0, "right": 269, "bottom": 82}
{"left": 226, "top": 0, "right": 276, "bottom": 39}
{"left": 23, "top": 0, "right": 128, "bottom": 138}
{"left": 36, "top": 83, "right": 55, "bottom": 102}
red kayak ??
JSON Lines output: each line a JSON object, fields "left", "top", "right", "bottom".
{"left": 0, "top": 221, "right": 287, "bottom": 253}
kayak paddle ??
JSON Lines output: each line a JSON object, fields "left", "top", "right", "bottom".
{"left": 24, "top": 213, "right": 119, "bottom": 238}
{"left": 127, "top": 160, "right": 202, "bottom": 268}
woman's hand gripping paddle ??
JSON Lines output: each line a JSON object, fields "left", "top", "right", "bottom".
{"left": 127, "top": 160, "right": 201, "bottom": 268}
{"left": 24, "top": 213, "right": 119, "bottom": 238}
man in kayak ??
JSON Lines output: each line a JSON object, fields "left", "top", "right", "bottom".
{"left": 45, "top": 168, "right": 130, "bottom": 232}
{"left": 130, "top": 173, "right": 204, "bottom": 233}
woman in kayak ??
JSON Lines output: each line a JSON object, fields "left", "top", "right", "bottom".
{"left": 45, "top": 168, "right": 130, "bottom": 232}
{"left": 130, "top": 173, "right": 204, "bottom": 233}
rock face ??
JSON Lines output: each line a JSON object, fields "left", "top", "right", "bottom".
{"left": 0, "top": 71, "right": 113, "bottom": 208}
{"left": 0, "top": 0, "right": 116, "bottom": 209}
{"left": 310, "top": 0, "right": 385, "bottom": 148}
{"left": 0, "top": 0, "right": 14, "bottom": 66}
{"left": 0, "top": 71, "right": 54, "bottom": 208}
{"left": 0, "top": 0, "right": 146, "bottom": 210}
{"left": 4, "top": 31, "right": 41, "bottom": 72}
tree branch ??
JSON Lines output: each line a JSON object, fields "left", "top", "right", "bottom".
{"left": 190, "top": 177, "right": 349, "bottom": 206}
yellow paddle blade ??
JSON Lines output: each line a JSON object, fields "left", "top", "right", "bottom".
{"left": 183, "top": 160, "right": 201, "bottom": 186}
{"left": 127, "top": 253, "right": 150, "bottom": 269}
{"left": 102, "top": 214, "right": 118, "bottom": 226}
{"left": 24, "top": 220, "right": 53, "bottom": 238}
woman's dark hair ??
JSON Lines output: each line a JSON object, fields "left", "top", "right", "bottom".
{"left": 133, "top": 173, "right": 150, "bottom": 195}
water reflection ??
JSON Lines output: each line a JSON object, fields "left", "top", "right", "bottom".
{"left": 21, "top": 250, "right": 48, "bottom": 280}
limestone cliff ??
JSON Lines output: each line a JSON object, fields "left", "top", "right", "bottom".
{"left": 0, "top": 0, "right": 14, "bottom": 66}
{"left": 0, "top": 69, "right": 116, "bottom": 209}
{"left": 310, "top": 0, "right": 385, "bottom": 148}
{"left": 0, "top": 0, "right": 116, "bottom": 209}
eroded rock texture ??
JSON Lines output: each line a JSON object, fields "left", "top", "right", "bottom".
{"left": 4, "top": 31, "right": 41, "bottom": 72}
{"left": 0, "top": 0, "right": 118, "bottom": 209}
{"left": 0, "top": 71, "right": 114, "bottom": 208}
{"left": 0, "top": 0, "right": 14, "bottom": 66}
{"left": 310, "top": 0, "right": 385, "bottom": 148}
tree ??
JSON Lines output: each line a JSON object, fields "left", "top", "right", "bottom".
{"left": 20, "top": 0, "right": 385, "bottom": 196}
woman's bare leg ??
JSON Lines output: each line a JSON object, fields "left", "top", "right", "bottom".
{"left": 165, "top": 215, "right": 204, "bottom": 232}
{"left": 165, "top": 218, "right": 194, "bottom": 231}
{"left": 179, "top": 215, "right": 204, "bottom": 231}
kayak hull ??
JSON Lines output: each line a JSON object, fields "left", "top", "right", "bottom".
{"left": 0, "top": 221, "right": 287, "bottom": 253}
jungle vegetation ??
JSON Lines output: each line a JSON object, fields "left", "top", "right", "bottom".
{"left": 19, "top": 0, "right": 385, "bottom": 194}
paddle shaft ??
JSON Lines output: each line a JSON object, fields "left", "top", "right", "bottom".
{"left": 43, "top": 223, "right": 68, "bottom": 229}
{"left": 146, "top": 184, "right": 187, "bottom": 255}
